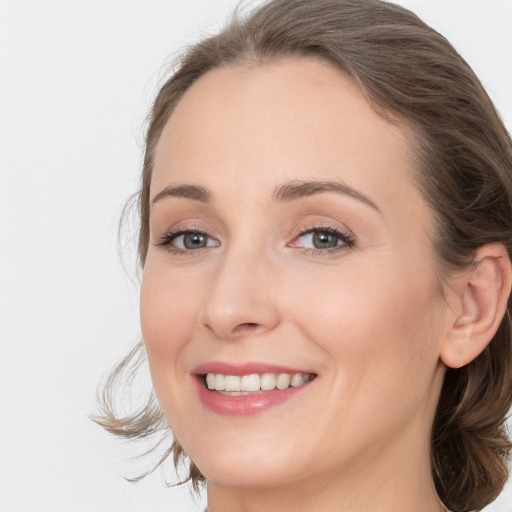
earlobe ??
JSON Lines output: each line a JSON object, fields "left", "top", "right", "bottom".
{"left": 440, "top": 244, "right": 512, "bottom": 369}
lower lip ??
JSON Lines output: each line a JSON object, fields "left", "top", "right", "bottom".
{"left": 194, "top": 377, "right": 314, "bottom": 416}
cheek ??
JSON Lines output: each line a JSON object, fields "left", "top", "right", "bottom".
{"left": 140, "top": 262, "right": 200, "bottom": 373}
{"left": 285, "top": 257, "right": 443, "bottom": 386}
{"left": 139, "top": 262, "right": 208, "bottom": 436}
{"left": 281, "top": 261, "right": 445, "bottom": 453}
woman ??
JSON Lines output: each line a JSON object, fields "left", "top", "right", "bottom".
{"left": 95, "top": 1, "right": 512, "bottom": 510}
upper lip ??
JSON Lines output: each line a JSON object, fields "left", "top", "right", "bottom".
{"left": 193, "top": 361, "right": 316, "bottom": 376}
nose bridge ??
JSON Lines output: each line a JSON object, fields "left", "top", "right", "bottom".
{"left": 200, "top": 237, "right": 280, "bottom": 340}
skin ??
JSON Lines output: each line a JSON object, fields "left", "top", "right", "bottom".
{"left": 140, "top": 56, "right": 455, "bottom": 511}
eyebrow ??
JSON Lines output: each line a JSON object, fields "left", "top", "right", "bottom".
{"left": 273, "top": 180, "right": 380, "bottom": 212}
{"left": 151, "top": 179, "right": 380, "bottom": 212}
{"left": 151, "top": 184, "right": 212, "bottom": 205}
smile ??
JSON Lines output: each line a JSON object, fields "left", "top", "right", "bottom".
{"left": 193, "top": 363, "right": 317, "bottom": 416}
{"left": 205, "top": 372, "right": 315, "bottom": 395}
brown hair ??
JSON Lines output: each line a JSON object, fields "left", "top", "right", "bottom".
{"left": 94, "top": 1, "right": 512, "bottom": 510}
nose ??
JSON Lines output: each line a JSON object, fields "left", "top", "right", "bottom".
{"left": 200, "top": 247, "right": 280, "bottom": 340}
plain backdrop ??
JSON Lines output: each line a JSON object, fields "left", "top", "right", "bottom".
{"left": 1, "top": 1, "right": 511, "bottom": 511}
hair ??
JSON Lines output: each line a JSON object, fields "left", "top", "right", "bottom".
{"left": 93, "top": 1, "right": 512, "bottom": 510}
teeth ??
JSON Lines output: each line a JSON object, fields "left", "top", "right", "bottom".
{"left": 291, "top": 373, "right": 305, "bottom": 387}
{"left": 276, "top": 373, "right": 291, "bottom": 390}
{"left": 206, "top": 373, "right": 216, "bottom": 389}
{"left": 241, "top": 374, "right": 260, "bottom": 392}
{"left": 214, "top": 374, "right": 225, "bottom": 391}
{"left": 205, "top": 372, "right": 313, "bottom": 393}
{"left": 224, "top": 375, "right": 241, "bottom": 392}
{"left": 260, "top": 373, "right": 276, "bottom": 390}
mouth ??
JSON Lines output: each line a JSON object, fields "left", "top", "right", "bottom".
{"left": 192, "top": 364, "right": 317, "bottom": 416}
{"left": 202, "top": 372, "right": 316, "bottom": 395}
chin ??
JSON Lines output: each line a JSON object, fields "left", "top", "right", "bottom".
{"left": 180, "top": 430, "right": 310, "bottom": 489}
{"left": 198, "top": 456, "right": 302, "bottom": 489}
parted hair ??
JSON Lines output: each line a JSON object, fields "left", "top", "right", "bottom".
{"left": 94, "top": 1, "right": 512, "bottom": 510}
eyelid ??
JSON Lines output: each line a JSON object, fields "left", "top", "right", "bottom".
{"left": 152, "top": 221, "right": 355, "bottom": 255}
{"left": 154, "top": 224, "right": 220, "bottom": 255}
{"left": 288, "top": 224, "right": 355, "bottom": 252}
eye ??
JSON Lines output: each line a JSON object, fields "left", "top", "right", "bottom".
{"left": 156, "top": 230, "right": 219, "bottom": 253}
{"left": 173, "top": 232, "right": 216, "bottom": 250}
{"left": 290, "top": 227, "right": 354, "bottom": 252}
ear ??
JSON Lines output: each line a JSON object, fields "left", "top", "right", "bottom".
{"left": 440, "top": 244, "right": 512, "bottom": 369}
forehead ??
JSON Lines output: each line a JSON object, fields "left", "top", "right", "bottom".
{"left": 151, "top": 56, "right": 421, "bottom": 216}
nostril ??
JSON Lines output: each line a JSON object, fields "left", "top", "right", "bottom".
{"left": 233, "top": 322, "right": 261, "bottom": 334}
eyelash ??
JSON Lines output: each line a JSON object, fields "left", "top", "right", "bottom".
{"left": 290, "top": 225, "right": 355, "bottom": 254}
{"left": 155, "top": 225, "right": 355, "bottom": 256}
{"left": 155, "top": 227, "right": 217, "bottom": 256}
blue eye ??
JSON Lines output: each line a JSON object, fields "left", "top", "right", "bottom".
{"left": 299, "top": 231, "right": 341, "bottom": 249}
{"left": 173, "top": 232, "right": 216, "bottom": 250}
{"left": 294, "top": 228, "right": 354, "bottom": 251}
{"left": 156, "top": 230, "right": 219, "bottom": 253}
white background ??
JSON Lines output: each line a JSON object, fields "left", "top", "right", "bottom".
{"left": 1, "top": 1, "right": 511, "bottom": 511}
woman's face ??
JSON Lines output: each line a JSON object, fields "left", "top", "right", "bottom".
{"left": 141, "top": 57, "right": 450, "bottom": 490}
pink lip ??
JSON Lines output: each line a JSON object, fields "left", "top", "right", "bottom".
{"left": 192, "top": 361, "right": 316, "bottom": 416}
{"left": 193, "top": 361, "right": 313, "bottom": 376}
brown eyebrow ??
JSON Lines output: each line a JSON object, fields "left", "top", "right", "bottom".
{"left": 273, "top": 180, "right": 380, "bottom": 212}
{"left": 151, "top": 184, "right": 212, "bottom": 205}
{"left": 151, "top": 179, "right": 380, "bottom": 212}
